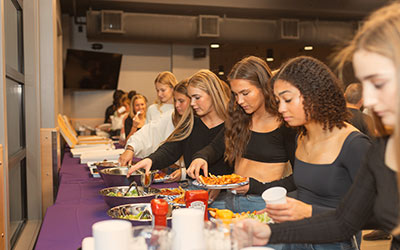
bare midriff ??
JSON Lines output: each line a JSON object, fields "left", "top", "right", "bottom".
{"left": 234, "top": 158, "right": 290, "bottom": 183}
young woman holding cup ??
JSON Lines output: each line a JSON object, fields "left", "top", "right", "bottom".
{"left": 238, "top": 3, "right": 400, "bottom": 249}
{"left": 248, "top": 56, "right": 371, "bottom": 250}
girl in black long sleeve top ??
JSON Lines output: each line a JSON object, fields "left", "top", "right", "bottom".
{"left": 127, "top": 69, "right": 233, "bottom": 178}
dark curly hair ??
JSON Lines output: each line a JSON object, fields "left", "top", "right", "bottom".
{"left": 224, "top": 56, "right": 279, "bottom": 165}
{"left": 271, "top": 56, "right": 350, "bottom": 136}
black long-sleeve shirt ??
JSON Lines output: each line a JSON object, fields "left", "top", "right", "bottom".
{"left": 250, "top": 132, "right": 371, "bottom": 215}
{"left": 147, "top": 117, "right": 233, "bottom": 176}
{"left": 268, "top": 136, "right": 399, "bottom": 249}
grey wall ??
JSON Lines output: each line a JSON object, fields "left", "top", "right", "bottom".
{"left": 63, "top": 17, "right": 209, "bottom": 126}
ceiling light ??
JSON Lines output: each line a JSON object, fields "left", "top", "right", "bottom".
{"left": 266, "top": 58, "right": 274, "bottom": 62}
{"left": 210, "top": 44, "right": 220, "bottom": 49}
{"left": 304, "top": 46, "right": 313, "bottom": 51}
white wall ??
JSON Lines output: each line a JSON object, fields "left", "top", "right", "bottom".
{"left": 63, "top": 17, "right": 209, "bottom": 126}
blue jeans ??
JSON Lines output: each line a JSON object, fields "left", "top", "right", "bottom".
{"left": 225, "top": 191, "right": 266, "bottom": 213}
{"left": 280, "top": 238, "right": 359, "bottom": 250}
{"left": 266, "top": 244, "right": 285, "bottom": 250}
{"left": 278, "top": 232, "right": 361, "bottom": 250}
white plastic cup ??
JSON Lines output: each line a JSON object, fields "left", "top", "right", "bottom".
{"left": 81, "top": 237, "right": 94, "bottom": 250}
{"left": 92, "top": 220, "right": 132, "bottom": 250}
{"left": 262, "top": 187, "right": 287, "bottom": 204}
{"left": 172, "top": 208, "right": 205, "bottom": 250}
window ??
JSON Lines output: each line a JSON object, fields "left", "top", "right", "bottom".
{"left": 4, "top": 0, "right": 26, "bottom": 247}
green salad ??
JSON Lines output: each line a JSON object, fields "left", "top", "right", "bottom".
{"left": 118, "top": 211, "right": 152, "bottom": 220}
{"left": 247, "top": 212, "right": 272, "bottom": 224}
{"left": 107, "top": 189, "right": 139, "bottom": 197}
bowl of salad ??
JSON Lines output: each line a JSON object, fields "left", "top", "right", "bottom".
{"left": 99, "top": 186, "right": 160, "bottom": 207}
{"left": 107, "top": 203, "right": 175, "bottom": 226}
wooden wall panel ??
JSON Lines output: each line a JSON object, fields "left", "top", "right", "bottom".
{"left": 40, "top": 128, "right": 60, "bottom": 218}
{"left": 0, "top": 145, "right": 5, "bottom": 250}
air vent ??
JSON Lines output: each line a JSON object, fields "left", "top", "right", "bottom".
{"left": 280, "top": 19, "right": 299, "bottom": 39}
{"left": 198, "top": 15, "right": 220, "bottom": 37}
{"left": 101, "top": 10, "right": 124, "bottom": 33}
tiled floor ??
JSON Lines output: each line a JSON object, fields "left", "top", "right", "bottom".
{"left": 361, "top": 230, "right": 391, "bottom": 250}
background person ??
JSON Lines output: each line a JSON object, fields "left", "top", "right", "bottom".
{"left": 123, "top": 94, "right": 147, "bottom": 140}
{"left": 104, "top": 89, "right": 125, "bottom": 124}
{"left": 119, "top": 80, "right": 190, "bottom": 181}
{"left": 344, "top": 83, "right": 375, "bottom": 138}
{"left": 146, "top": 71, "right": 177, "bottom": 123}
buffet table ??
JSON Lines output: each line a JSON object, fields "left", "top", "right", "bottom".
{"left": 35, "top": 150, "right": 177, "bottom": 250}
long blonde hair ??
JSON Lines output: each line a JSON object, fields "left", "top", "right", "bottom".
{"left": 154, "top": 71, "right": 178, "bottom": 111}
{"left": 333, "top": 2, "right": 400, "bottom": 234}
{"left": 129, "top": 94, "right": 147, "bottom": 118}
{"left": 172, "top": 79, "right": 190, "bottom": 126}
{"left": 166, "top": 69, "right": 230, "bottom": 143}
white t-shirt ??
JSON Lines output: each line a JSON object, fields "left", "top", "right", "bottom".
{"left": 145, "top": 103, "right": 174, "bottom": 123}
{"left": 126, "top": 109, "right": 175, "bottom": 158}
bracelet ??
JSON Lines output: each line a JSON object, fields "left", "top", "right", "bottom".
{"left": 126, "top": 146, "right": 134, "bottom": 152}
{"left": 180, "top": 168, "right": 187, "bottom": 181}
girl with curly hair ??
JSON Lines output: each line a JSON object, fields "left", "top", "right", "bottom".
{"left": 187, "top": 56, "right": 296, "bottom": 213}
{"left": 237, "top": 3, "right": 400, "bottom": 249}
{"left": 236, "top": 55, "right": 371, "bottom": 250}
{"left": 256, "top": 56, "right": 371, "bottom": 249}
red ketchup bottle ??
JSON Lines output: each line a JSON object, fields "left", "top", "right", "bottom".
{"left": 185, "top": 190, "right": 209, "bottom": 221}
{"left": 151, "top": 199, "right": 169, "bottom": 227}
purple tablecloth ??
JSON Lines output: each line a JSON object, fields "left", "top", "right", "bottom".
{"left": 35, "top": 151, "right": 178, "bottom": 250}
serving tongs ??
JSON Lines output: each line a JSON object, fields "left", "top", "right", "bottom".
{"left": 123, "top": 180, "right": 143, "bottom": 196}
{"left": 139, "top": 206, "right": 152, "bottom": 220}
{"left": 137, "top": 168, "right": 152, "bottom": 188}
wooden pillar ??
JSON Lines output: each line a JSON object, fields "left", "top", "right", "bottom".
{"left": 40, "top": 128, "right": 60, "bottom": 218}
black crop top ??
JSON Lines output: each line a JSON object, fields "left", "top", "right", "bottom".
{"left": 193, "top": 125, "right": 296, "bottom": 166}
{"left": 243, "top": 127, "right": 295, "bottom": 163}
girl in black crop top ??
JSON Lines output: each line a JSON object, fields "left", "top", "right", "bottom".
{"left": 188, "top": 56, "right": 296, "bottom": 214}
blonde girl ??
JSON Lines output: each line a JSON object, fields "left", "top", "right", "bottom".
{"left": 146, "top": 71, "right": 177, "bottom": 123}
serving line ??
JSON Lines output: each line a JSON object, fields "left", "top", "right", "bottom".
{"left": 35, "top": 149, "right": 178, "bottom": 250}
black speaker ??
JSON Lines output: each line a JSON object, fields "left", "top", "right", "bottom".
{"left": 267, "top": 49, "right": 273, "bottom": 58}
{"left": 193, "top": 48, "right": 207, "bottom": 58}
